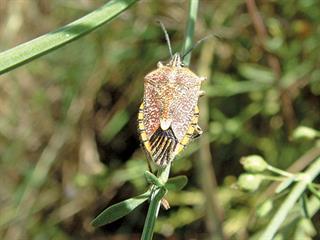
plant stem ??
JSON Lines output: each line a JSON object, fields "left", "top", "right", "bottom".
{"left": 267, "top": 165, "right": 295, "bottom": 178}
{"left": 141, "top": 1, "right": 199, "bottom": 239}
{"left": 0, "top": 0, "right": 139, "bottom": 75}
{"left": 196, "top": 40, "right": 225, "bottom": 239}
{"left": 141, "top": 164, "right": 171, "bottom": 240}
{"left": 261, "top": 157, "right": 320, "bottom": 240}
{"left": 261, "top": 175, "right": 287, "bottom": 182}
{"left": 183, "top": 0, "right": 199, "bottom": 66}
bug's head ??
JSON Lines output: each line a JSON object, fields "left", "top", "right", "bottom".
{"left": 167, "top": 53, "right": 184, "bottom": 67}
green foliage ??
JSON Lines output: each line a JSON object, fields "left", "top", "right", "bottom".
{"left": 144, "top": 171, "right": 163, "bottom": 188}
{"left": 92, "top": 190, "right": 150, "bottom": 227}
{"left": 0, "top": 0, "right": 139, "bottom": 75}
{"left": 92, "top": 169, "right": 188, "bottom": 235}
{"left": 165, "top": 176, "right": 188, "bottom": 191}
{"left": 239, "top": 155, "right": 320, "bottom": 239}
{"left": 1, "top": 0, "right": 320, "bottom": 239}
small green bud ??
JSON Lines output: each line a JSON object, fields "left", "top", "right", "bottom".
{"left": 240, "top": 155, "right": 268, "bottom": 172}
{"left": 292, "top": 126, "right": 319, "bottom": 141}
{"left": 237, "top": 173, "right": 262, "bottom": 192}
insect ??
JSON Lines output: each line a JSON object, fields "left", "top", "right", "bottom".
{"left": 138, "top": 23, "right": 206, "bottom": 167}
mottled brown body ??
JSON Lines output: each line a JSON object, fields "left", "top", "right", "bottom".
{"left": 138, "top": 53, "right": 205, "bottom": 166}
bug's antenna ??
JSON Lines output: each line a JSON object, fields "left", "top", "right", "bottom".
{"left": 181, "top": 35, "right": 213, "bottom": 61}
{"left": 157, "top": 21, "right": 173, "bottom": 58}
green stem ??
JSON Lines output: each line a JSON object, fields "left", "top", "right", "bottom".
{"left": 0, "top": 0, "right": 138, "bottom": 75}
{"left": 182, "top": 0, "right": 199, "bottom": 66}
{"left": 267, "top": 165, "right": 295, "bottom": 178}
{"left": 261, "top": 175, "right": 287, "bottom": 182}
{"left": 141, "top": 164, "right": 171, "bottom": 240}
{"left": 261, "top": 157, "right": 320, "bottom": 240}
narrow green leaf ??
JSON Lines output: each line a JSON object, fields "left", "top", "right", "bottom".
{"left": 165, "top": 175, "right": 188, "bottom": 191}
{"left": 299, "top": 193, "right": 310, "bottom": 218}
{"left": 206, "top": 73, "right": 271, "bottom": 97}
{"left": 144, "top": 171, "right": 163, "bottom": 187}
{"left": 102, "top": 109, "right": 129, "bottom": 142}
{"left": 307, "top": 184, "right": 320, "bottom": 201}
{"left": 91, "top": 190, "right": 150, "bottom": 227}
{"left": 0, "top": 0, "right": 139, "bottom": 75}
{"left": 238, "top": 63, "right": 275, "bottom": 83}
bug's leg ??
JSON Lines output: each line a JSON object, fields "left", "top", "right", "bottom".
{"left": 199, "top": 76, "right": 207, "bottom": 82}
{"left": 198, "top": 90, "right": 205, "bottom": 97}
{"left": 161, "top": 198, "right": 170, "bottom": 210}
{"left": 192, "top": 125, "right": 203, "bottom": 139}
{"left": 146, "top": 155, "right": 153, "bottom": 172}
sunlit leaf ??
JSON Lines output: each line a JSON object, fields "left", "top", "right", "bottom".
{"left": 91, "top": 190, "right": 150, "bottom": 227}
{"left": 165, "top": 175, "right": 188, "bottom": 191}
{"left": 0, "top": 0, "right": 139, "bottom": 74}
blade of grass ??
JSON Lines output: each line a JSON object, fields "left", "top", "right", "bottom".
{"left": 182, "top": 0, "right": 199, "bottom": 66}
{"left": 92, "top": 190, "right": 151, "bottom": 227}
{"left": 0, "top": 0, "right": 139, "bottom": 75}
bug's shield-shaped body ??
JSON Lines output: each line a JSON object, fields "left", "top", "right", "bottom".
{"left": 138, "top": 53, "right": 204, "bottom": 166}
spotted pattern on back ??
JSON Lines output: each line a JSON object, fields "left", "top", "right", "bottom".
{"left": 138, "top": 53, "right": 204, "bottom": 166}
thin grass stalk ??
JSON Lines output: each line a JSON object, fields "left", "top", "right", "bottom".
{"left": 141, "top": 164, "right": 171, "bottom": 240}
{"left": 140, "top": 1, "right": 199, "bottom": 239}
{"left": 183, "top": 0, "right": 199, "bottom": 66}
{"left": 0, "top": 0, "right": 139, "bottom": 75}
{"left": 197, "top": 40, "right": 225, "bottom": 239}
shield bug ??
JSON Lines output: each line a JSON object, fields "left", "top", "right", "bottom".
{"left": 138, "top": 23, "right": 206, "bottom": 167}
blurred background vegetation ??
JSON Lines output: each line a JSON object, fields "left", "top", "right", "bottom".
{"left": 0, "top": 0, "right": 320, "bottom": 239}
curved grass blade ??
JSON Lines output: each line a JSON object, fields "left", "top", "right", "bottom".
{"left": 0, "top": 0, "right": 139, "bottom": 75}
{"left": 91, "top": 190, "right": 150, "bottom": 227}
